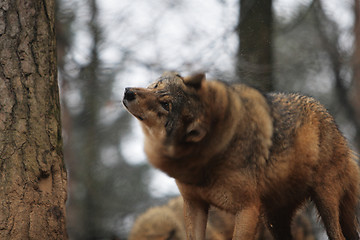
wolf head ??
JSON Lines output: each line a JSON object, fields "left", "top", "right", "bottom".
{"left": 123, "top": 72, "right": 209, "bottom": 149}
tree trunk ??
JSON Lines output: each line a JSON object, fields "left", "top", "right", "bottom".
{"left": 0, "top": 0, "right": 67, "bottom": 239}
{"left": 236, "top": 0, "right": 274, "bottom": 92}
{"left": 353, "top": 0, "right": 360, "bottom": 150}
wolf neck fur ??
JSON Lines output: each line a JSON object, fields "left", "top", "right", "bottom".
{"left": 144, "top": 82, "right": 273, "bottom": 186}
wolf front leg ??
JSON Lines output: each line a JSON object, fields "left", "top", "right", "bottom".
{"left": 233, "top": 205, "right": 260, "bottom": 240}
{"left": 183, "top": 198, "right": 209, "bottom": 240}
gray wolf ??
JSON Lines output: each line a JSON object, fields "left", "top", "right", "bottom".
{"left": 123, "top": 72, "right": 360, "bottom": 240}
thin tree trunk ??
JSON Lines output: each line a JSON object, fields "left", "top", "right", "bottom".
{"left": 353, "top": 0, "right": 360, "bottom": 150}
{"left": 82, "top": 1, "right": 100, "bottom": 237}
{"left": 236, "top": 0, "right": 274, "bottom": 92}
{"left": 0, "top": 0, "right": 67, "bottom": 239}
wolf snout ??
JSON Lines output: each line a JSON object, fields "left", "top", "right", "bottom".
{"left": 124, "top": 88, "right": 136, "bottom": 101}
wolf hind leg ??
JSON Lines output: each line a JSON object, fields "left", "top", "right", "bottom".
{"left": 312, "top": 188, "right": 345, "bottom": 240}
{"left": 339, "top": 190, "right": 359, "bottom": 240}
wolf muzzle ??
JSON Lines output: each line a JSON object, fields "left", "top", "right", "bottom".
{"left": 122, "top": 88, "right": 146, "bottom": 121}
{"left": 123, "top": 88, "right": 136, "bottom": 109}
{"left": 124, "top": 88, "right": 136, "bottom": 101}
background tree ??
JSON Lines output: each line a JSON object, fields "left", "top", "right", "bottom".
{"left": 237, "top": 0, "right": 274, "bottom": 91}
{"left": 0, "top": 0, "right": 67, "bottom": 239}
{"left": 352, "top": 0, "right": 360, "bottom": 149}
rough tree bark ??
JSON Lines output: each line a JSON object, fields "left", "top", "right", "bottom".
{"left": 0, "top": 0, "right": 67, "bottom": 239}
{"left": 236, "top": 0, "right": 274, "bottom": 92}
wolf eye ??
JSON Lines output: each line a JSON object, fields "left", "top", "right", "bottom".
{"left": 160, "top": 101, "right": 170, "bottom": 111}
{"left": 153, "top": 80, "right": 162, "bottom": 89}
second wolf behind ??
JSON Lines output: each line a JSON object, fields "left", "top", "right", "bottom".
{"left": 128, "top": 196, "right": 316, "bottom": 240}
{"left": 123, "top": 72, "right": 360, "bottom": 240}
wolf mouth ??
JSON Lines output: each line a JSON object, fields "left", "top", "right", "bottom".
{"left": 136, "top": 115, "right": 144, "bottom": 121}
{"left": 122, "top": 99, "right": 128, "bottom": 108}
{"left": 122, "top": 99, "right": 144, "bottom": 121}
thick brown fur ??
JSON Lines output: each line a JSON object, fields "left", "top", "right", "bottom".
{"left": 128, "top": 196, "right": 315, "bottom": 240}
{"left": 123, "top": 72, "right": 360, "bottom": 240}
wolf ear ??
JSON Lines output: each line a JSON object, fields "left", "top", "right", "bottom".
{"left": 183, "top": 73, "right": 205, "bottom": 89}
{"left": 185, "top": 121, "right": 207, "bottom": 142}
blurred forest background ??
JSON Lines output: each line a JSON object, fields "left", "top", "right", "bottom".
{"left": 56, "top": 0, "right": 360, "bottom": 239}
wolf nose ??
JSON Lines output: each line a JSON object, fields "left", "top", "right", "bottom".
{"left": 124, "top": 88, "right": 136, "bottom": 101}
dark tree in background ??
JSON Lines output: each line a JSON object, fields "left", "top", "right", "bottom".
{"left": 353, "top": 0, "right": 360, "bottom": 148}
{"left": 237, "top": 0, "right": 274, "bottom": 92}
{"left": 0, "top": 0, "right": 67, "bottom": 239}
